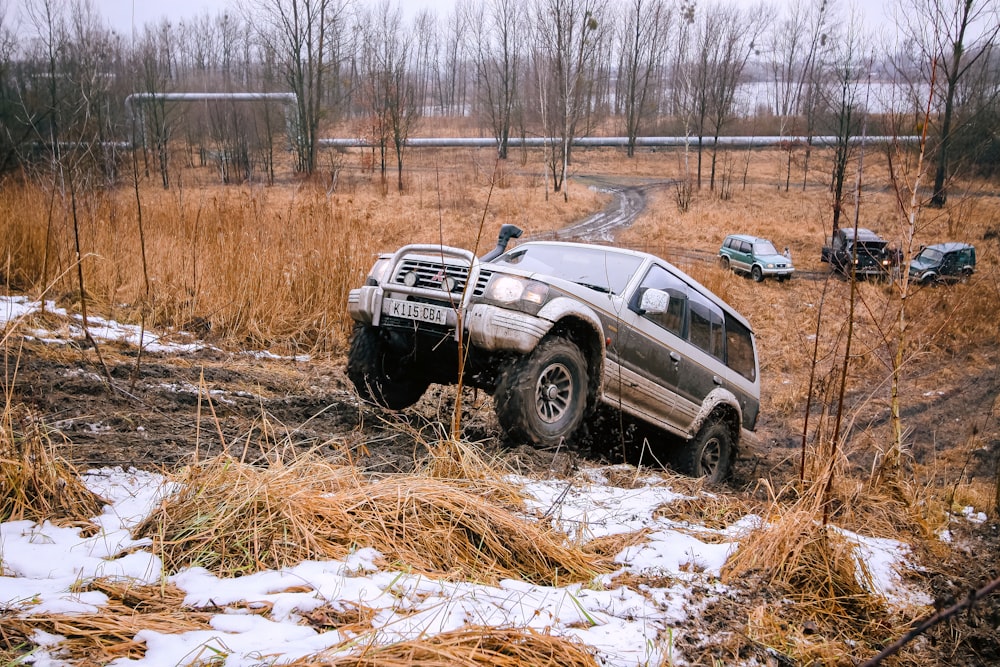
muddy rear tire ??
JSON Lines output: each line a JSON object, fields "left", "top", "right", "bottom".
{"left": 347, "top": 324, "right": 429, "bottom": 410}
{"left": 494, "top": 337, "right": 588, "bottom": 447}
{"left": 681, "top": 419, "right": 733, "bottom": 483}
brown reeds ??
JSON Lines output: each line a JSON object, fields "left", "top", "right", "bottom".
{"left": 0, "top": 157, "right": 605, "bottom": 355}
{"left": 134, "top": 452, "right": 609, "bottom": 585}
{"left": 302, "top": 625, "right": 600, "bottom": 667}
{"left": 720, "top": 479, "right": 918, "bottom": 664}
{"left": 0, "top": 403, "right": 106, "bottom": 524}
{"left": 1, "top": 581, "right": 211, "bottom": 664}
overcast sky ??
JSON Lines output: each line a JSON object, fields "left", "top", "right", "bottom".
{"left": 0, "top": 0, "right": 902, "bottom": 41}
{"left": 99, "top": 0, "right": 459, "bottom": 35}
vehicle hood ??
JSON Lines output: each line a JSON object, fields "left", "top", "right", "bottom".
{"left": 908, "top": 256, "right": 937, "bottom": 272}
{"left": 758, "top": 252, "right": 792, "bottom": 266}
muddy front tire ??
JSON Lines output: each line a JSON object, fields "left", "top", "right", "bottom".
{"left": 347, "top": 324, "right": 429, "bottom": 410}
{"left": 681, "top": 419, "right": 733, "bottom": 483}
{"left": 494, "top": 337, "right": 588, "bottom": 447}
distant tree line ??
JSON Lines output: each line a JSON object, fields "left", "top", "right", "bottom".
{"left": 0, "top": 0, "right": 996, "bottom": 203}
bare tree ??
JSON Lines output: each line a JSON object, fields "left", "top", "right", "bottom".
{"left": 898, "top": 0, "right": 1000, "bottom": 207}
{"left": 0, "top": 0, "right": 20, "bottom": 173}
{"left": 821, "top": 11, "right": 872, "bottom": 235}
{"left": 133, "top": 22, "right": 177, "bottom": 188}
{"left": 530, "top": 0, "right": 607, "bottom": 195}
{"left": 470, "top": 0, "right": 526, "bottom": 159}
{"left": 766, "top": 0, "right": 832, "bottom": 191}
{"left": 615, "top": 0, "right": 670, "bottom": 158}
{"left": 703, "top": 2, "right": 769, "bottom": 193}
{"left": 248, "top": 0, "right": 349, "bottom": 175}
{"left": 437, "top": 4, "right": 469, "bottom": 116}
{"left": 358, "top": 1, "right": 419, "bottom": 192}
{"left": 667, "top": 1, "right": 697, "bottom": 208}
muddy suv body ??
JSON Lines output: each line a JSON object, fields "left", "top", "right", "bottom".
{"left": 346, "top": 227, "right": 760, "bottom": 482}
{"left": 821, "top": 227, "right": 891, "bottom": 278}
{"left": 719, "top": 234, "right": 794, "bottom": 282}
{"left": 908, "top": 242, "right": 976, "bottom": 285}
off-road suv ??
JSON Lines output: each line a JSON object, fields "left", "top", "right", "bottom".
{"left": 719, "top": 234, "right": 794, "bottom": 282}
{"left": 821, "top": 227, "right": 891, "bottom": 279}
{"left": 908, "top": 242, "right": 976, "bottom": 285}
{"left": 346, "top": 225, "right": 760, "bottom": 482}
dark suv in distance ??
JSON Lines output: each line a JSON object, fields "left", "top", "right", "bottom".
{"left": 908, "top": 242, "right": 976, "bottom": 285}
{"left": 821, "top": 227, "right": 892, "bottom": 279}
{"left": 347, "top": 225, "right": 760, "bottom": 482}
{"left": 719, "top": 234, "right": 794, "bottom": 282}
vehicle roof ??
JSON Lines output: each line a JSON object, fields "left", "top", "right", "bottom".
{"left": 725, "top": 233, "right": 773, "bottom": 244}
{"left": 924, "top": 242, "right": 975, "bottom": 253}
{"left": 839, "top": 227, "right": 885, "bottom": 241}
{"left": 499, "top": 240, "right": 755, "bottom": 330}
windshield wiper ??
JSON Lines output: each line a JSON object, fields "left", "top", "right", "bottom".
{"left": 577, "top": 281, "right": 611, "bottom": 294}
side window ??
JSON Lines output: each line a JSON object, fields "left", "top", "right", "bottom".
{"left": 631, "top": 264, "right": 687, "bottom": 337}
{"left": 739, "top": 241, "right": 751, "bottom": 253}
{"left": 725, "top": 314, "right": 756, "bottom": 381}
{"left": 688, "top": 291, "right": 724, "bottom": 359}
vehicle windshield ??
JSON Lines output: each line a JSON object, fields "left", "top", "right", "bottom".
{"left": 755, "top": 240, "right": 779, "bottom": 255}
{"left": 916, "top": 247, "right": 944, "bottom": 264}
{"left": 493, "top": 243, "right": 644, "bottom": 295}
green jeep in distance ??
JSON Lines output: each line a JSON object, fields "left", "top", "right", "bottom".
{"left": 719, "top": 234, "right": 794, "bottom": 282}
{"left": 908, "top": 242, "right": 976, "bottom": 285}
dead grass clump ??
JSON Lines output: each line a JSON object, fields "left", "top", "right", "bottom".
{"left": 327, "top": 475, "right": 606, "bottom": 585}
{"left": 134, "top": 452, "right": 607, "bottom": 585}
{"left": 0, "top": 405, "right": 106, "bottom": 524}
{"left": 655, "top": 492, "right": 759, "bottom": 531}
{"left": 2, "top": 581, "right": 211, "bottom": 664}
{"left": 720, "top": 492, "right": 909, "bottom": 663}
{"left": 723, "top": 507, "right": 876, "bottom": 610}
{"left": 0, "top": 618, "right": 31, "bottom": 665}
{"left": 131, "top": 453, "right": 362, "bottom": 576}
{"left": 306, "top": 625, "right": 600, "bottom": 667}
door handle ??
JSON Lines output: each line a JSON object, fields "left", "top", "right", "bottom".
{"left": 669, "top": 351, "right": 681, "bottom": 363}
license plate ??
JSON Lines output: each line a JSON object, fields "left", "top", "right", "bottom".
{"left": 383, "top": 298, "right": 450, "bottom": 325}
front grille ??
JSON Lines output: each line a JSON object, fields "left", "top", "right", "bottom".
{"left": 391, "top": 259, "right": 491, "bottom": 297}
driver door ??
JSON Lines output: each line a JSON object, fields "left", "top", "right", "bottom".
{"left": 606, "top": 264, "right": 688, "bottom": 429}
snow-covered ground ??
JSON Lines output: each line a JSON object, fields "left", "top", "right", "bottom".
{"left": 0, "top": 294, "right": 935, "bottom": 666}
{"left": 1, "top": 465, "right": 930, "bottom": 667}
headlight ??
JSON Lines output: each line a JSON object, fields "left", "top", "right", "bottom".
{"left": 485, "top": 275, "right": 548, "bottom": 305}
{"left": 766, "top": 263, "right": 775, "bottom": 269}
{"left": 368, "top": 257, "right": 391, "bottom": 284}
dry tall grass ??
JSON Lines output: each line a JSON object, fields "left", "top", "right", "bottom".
{"left": 1, "top": 581, "right": 211, "bottom": 664}
{"left": 0, "top": 402, "right": 106, "bottom": 524}
{"left": 1, "top": 151, "right": 605, "bottom": 355}
{"left": 301, "top": 626, "right": 601, "bottom": 667}
{"left": 133, "top": 451, "right": 611, "bottom": 585}
{"left": 721, "top": 480, "right": 915, "bottom": 665}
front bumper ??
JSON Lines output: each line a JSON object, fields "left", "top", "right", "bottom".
{"left": 761, "top": 266, "right": 794, "bottom": 278}
{"left": 348, "top": 286, "right": 550, "bottom": 355}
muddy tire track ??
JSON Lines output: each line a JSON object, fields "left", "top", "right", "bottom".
{"left": 530, "top": 177, "right": 673, "bottom": 243}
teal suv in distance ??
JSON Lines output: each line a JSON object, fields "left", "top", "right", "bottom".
{"left": 719, "top": 234, "right": 794, "bottom": 282}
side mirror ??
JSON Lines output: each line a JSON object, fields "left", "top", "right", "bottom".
{"left": 640, "top": 288, "right": 670, "bottom": 315}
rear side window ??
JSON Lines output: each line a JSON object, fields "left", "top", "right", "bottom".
{"left": 725, "top": 314, "right": 756, "bottom": 381}
{"left": 688, "top": 292, "right": 724, "bottom": 359}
